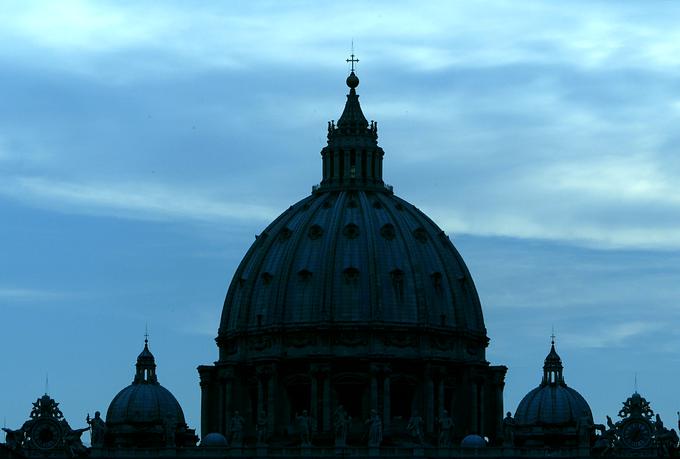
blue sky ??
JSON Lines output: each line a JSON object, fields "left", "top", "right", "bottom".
{"left": 2, "top": 0, "right": 680, "bottom": 439}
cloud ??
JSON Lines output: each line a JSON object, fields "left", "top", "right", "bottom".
{"left": 0, "top": 287, "right": 68, "bottom": 302}
{"left": 0, "top": 176, "right": 277, "bottom": 223}
{"left": 562, "top": 322, "right": 663, "bottom": 349}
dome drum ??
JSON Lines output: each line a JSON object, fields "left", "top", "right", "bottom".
{"left": 216, "top": 326, "right": 489, "bottom": 363}
{"left": 198, "top": 359, "right": 506, "bottom": 446}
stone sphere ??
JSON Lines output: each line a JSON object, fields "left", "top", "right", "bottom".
{"left": 461, "top": 434, "right": 487, "bottom": 448}
{"left": 201, "top": 433, "right": 228, "bottom": 447}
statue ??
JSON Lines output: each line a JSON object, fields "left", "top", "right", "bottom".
{"left": 2, "top": 427, "right": 25, "bottom": 450}
{"left": 296, "top": 410, "right": 312, "bottom": 446}
{"left": 229, "top": 411, "right": 245, "bottom": 446}
{"left": 333, "top": 405, "right": 351, "bottom": 447}
{"left": 502, "top": 411, "right": 515, "bottom": 446}
{"left": 86, "top": 411, "right": 107, "bottom": 447}
{"left": 366, "top": 409, "right": 382, "bottom": 447}
{"left": 63, "top": 427, "right": 89, "bottom": 458}
{"left": 256, "top": 410, "right": 268, "bottom": 445}
{"left": 406, "top": 411, "right": 424, "bottom": 444}
{"left": 437, "top": 409, "right": 453, "bottom": 447}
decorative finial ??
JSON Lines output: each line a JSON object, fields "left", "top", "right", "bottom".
{"left": 45, "top": 373, "right": 49, "bottom": 395}
{"left": 550, "top": 326, "right": 556, "bottom": 346}
{"left": 346, "top": 41, "right": 359, "bottom": 73}
{"left": 144, "top": 323, "right": 149, "bottom": 345}
{"left": 634, "top": 372, "right": 638, "bottom": 394}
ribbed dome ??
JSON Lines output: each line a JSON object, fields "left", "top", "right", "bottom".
{"left": 515, "top": 340, "right": 592, "bottom": 427}
{"left": 107, "top": 340, "right": 186, "bottom": 431}
{"left": 515, "top": 384, "right": 591, "bottom": 426}
{"left": 216, "top": 69, "right": 488, "bottom": 363}
{"left": 107, "top": 383, "right": 186, "bottom": 426}
{"left": 219, "top": 190, "right": 484, "bottom": 332}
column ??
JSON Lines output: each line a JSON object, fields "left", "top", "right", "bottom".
{"left": 310, "top": 365, "right": 319, "bottom": 432}
{"left": 382, "top": 365, "right": 391, "bottom": 431}
{"left": 198, "top": 367, "right": 213, "bottom": 439}
{"left": 268, "top": 364, "right": 278, "bottom": 435}
{"left": 218, "top": 367, "right": 234, "bottom": 437}
{"left": 470, "top": 376, "right": 478, "bottom": 435}
{"left": 320, "top": 365, "right": 332, "bottom": 432}
{"left": 424, "top": 365, "right": 434, "bottom": 433}
{"left": 370, "top": 364, "right": 380, "bottom": 411}
{"left": 478, "top": 381, "right": 485, "bottom": 436}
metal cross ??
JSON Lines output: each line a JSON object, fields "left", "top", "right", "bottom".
{"left": 346, "top": 51, "right": 359, "bottom": 72}
{"left": 550, "top": 326, "right": 555, "bottom": 345}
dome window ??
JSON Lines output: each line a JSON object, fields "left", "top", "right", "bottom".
{"left": 380, "top": 223, "right": 395, "bottom": 240}
{"left": 298, "top": 269, "right": 313, "bottom": 281}
{"left": 279, "top": 227, "right": 292, "bottom": 242}
{"left": 261, "top": 272, "right": 273, "bottom": 285}
{"left": 343, "top": 267, "right": 360, "bottom": 284}
{"left": 413, "top": 227, "right": 428, "bottom": 243}
{"left": 395, "top": 202, "right": 404, "bottom": 211}
{"left": 308, "top": 225, "right": 324, "bottom": 240}
{"left": 372, "top": 200, "right": 383, "bottom": 209}
{"left": 390, "top": 269, "right": 405, "bottom": 300}
{"left": 431, "top": 272, "right": 443, "bottom": 294}
{"left": 347, "top": 199, "right": 358, "bottom": 208}
{"left": 343, "top": 223, "right": 360, "bottom": 239}
{"left": 322, "top": 199, "right": 332, "bottom": 209}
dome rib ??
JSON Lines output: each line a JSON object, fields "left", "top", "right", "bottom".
{"left": 272, "top": 196, "right": 322, "bottom": 327}
{"left": 357, "top": 191, "right": 382, "bottom": 322}
{"left": 376, "top": 193, "right": 422, "bottom": 324}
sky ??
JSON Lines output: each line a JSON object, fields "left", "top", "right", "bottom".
{"left": 2, "top": 0, "right": 680, "bottom": 441}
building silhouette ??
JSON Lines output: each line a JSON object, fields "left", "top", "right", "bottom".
{"left": 2, "top": 60, "right": 678, "bottom": 459}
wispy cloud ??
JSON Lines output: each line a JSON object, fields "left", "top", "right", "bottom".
{"left": 562, "top": 322, "right": 663, "bottom": 349}
{"left": 0, "top": 287, "right": 68, "bottom": 302}
{"left": 0, "top": 176, "right": 277, "bottom": 223}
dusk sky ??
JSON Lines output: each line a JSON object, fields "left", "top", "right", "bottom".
{"left": 2, "top": 0, "right": 680, "bottom": 440}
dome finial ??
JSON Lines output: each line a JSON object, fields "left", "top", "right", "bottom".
{"left": 551, "top": 325, "right": 555, "bottom": 346}
{"left": 144, "top": 322, "right": 149, "bottom": 346}
{"left": 346, "top": 43, "right": 360, "bottom": 89}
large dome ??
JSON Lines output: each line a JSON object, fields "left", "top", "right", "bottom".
{"left": 217, "top": 71, "right": 487, "bottom": 363}
{"left": 199, "top": 67, "right": 507, "bottom": 446}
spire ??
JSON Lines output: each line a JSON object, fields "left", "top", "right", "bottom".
{"left": 317, "top": 53, "right": 386, "bottom": 192}
{"left": 541, "top": 334, "right": 565, "bottom": 385}
{"left": 134, "top": 335, "right": 158, "bottom": 384}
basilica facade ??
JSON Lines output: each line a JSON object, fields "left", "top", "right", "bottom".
{"left": 2, "top": 64, "right": 678, "bottom": 459}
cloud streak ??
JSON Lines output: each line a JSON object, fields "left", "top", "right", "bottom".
{"left": 0, "top": 176, "right": 277, "bottom": 223}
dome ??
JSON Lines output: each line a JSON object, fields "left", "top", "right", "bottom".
{"left": 200, "top": 433, "right": 228, "bottom": 447}
{"left": 515, "top": 384, "right": 591, "bottom": 426}
{"left": 106, "top": 339, "right": 197, "bottom": 447}
{"left": 107, "top": 382, "right": 186, "bottom": 427}
{"left": 199, "top": 64, "right": 507, "bottom": 446}
{"left": 461, "top": 434, "right": 487, "bottom": 448}
{"left": 217, "top": 71, "right": 487, "bottom": 363}
{"left": 514, "top": 339, "right": 592, "bottom": 446}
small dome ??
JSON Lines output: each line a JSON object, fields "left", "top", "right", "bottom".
{"left": 461, "top": 434, "right": 487, "bottom": 448}
{"left": 107, "top": 382, "right": 186, "bottom": 426}
{"left": 515, "top": 384, "right": 592, "bottom": 426}
{"left": 514, "top": 339, "right": 592, "bottom": 447}
{"left": 201, "top": 433, "right": 228, "bottom": 447}
{"left": 106, "top": 339, "right": 197, "bottom": 447}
